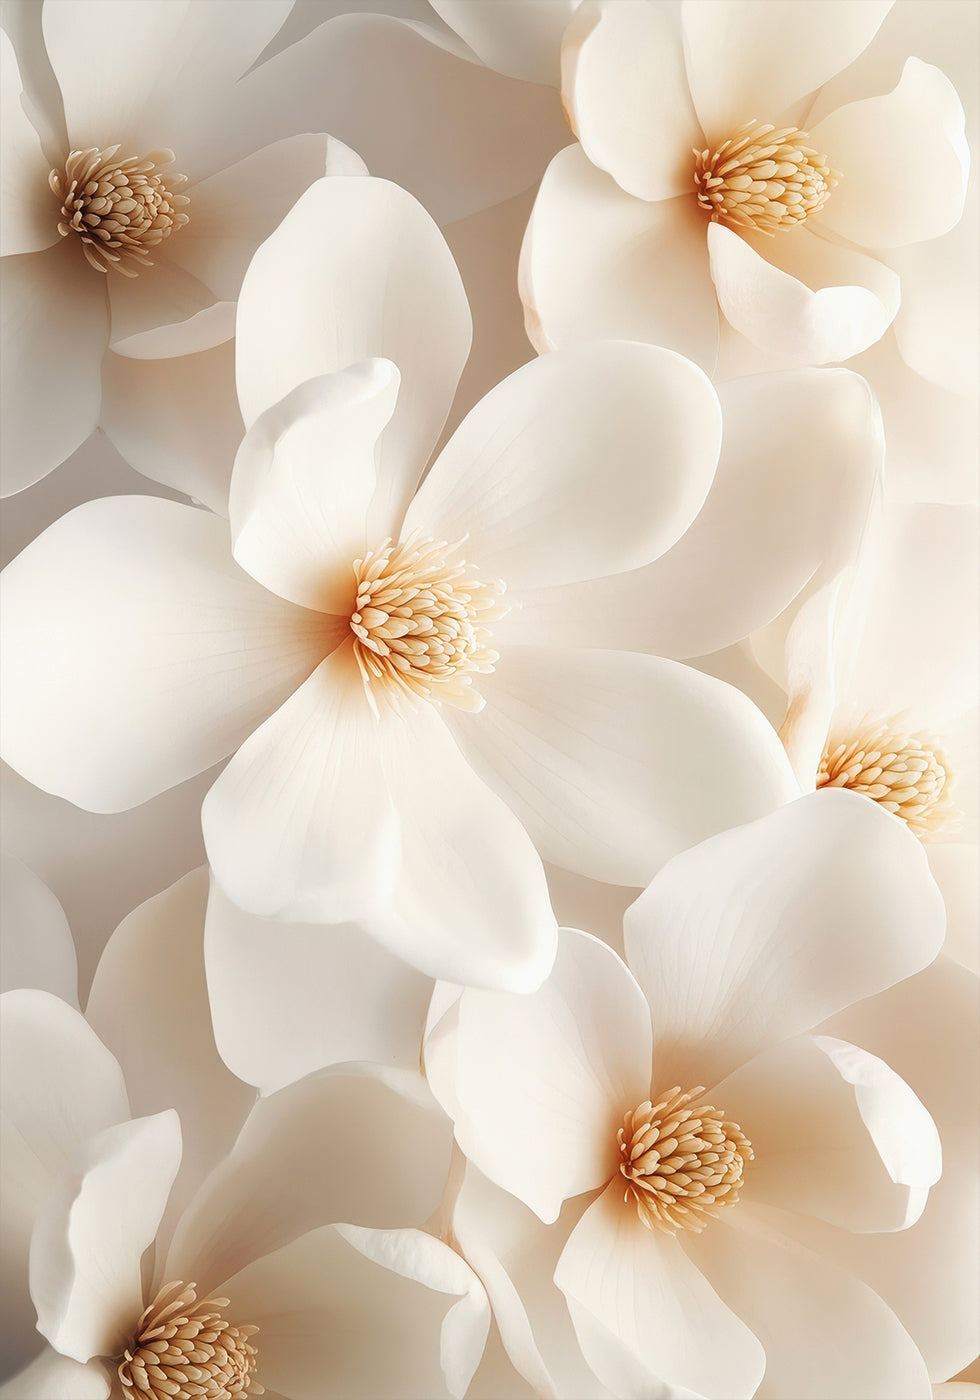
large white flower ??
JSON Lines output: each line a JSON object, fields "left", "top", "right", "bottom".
{"left": 0, "top": 173, "right": 803, "bottom": 991}
{"left": 426, "top": 791, "right": 953, "bottom": 1397}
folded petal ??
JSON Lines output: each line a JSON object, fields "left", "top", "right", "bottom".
{"left": 0, "top": 854, "right": 76, "bottom": 1004}
{"left": 450, "top": 644, "right": 798, "bottom": 886}
{"left": 430, "top": 0, "right": 576, "bottom": 84}
{"left": 106, "top": 255, "right": 229, "bottom": 360}
{"left": 624, "top": 789, "right": 947, "bottom": 1091}
{"left": 521, "top": 146, "right": 719, "bottom": 370}
{"left": 0, "top": 30, "right": 60, "bottom": 257}
{"left": 0, "top": 496, "right": 333, "bottom": 811}
{"left": 405, "top": 342, "right": 720, "bottom": 592}
{"left": 0, "top": 1350, "right": 110, "bottom": 1400}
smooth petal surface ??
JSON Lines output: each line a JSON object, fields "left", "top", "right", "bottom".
{"left": 0, "top": 29, "right": 59, "bottom": 256}
{"left": 0, "top": 1350, "right": 110, "bottom": 1400}
{"left": 0, "top": 497, "right": 333, "bottom": 811}
{"left": 106, "top": 255, "right": 226, "bottom": 360}
{"left": 0, "top": 240, "right": 108, "bottom": 496}
{"left": 930, "top": 846, "right": 980, "bottom": 975}
{"left": 451, "top": 645, "right": 798, "bottom": 886}
{"left": 430, "top": 0, "right": 577, "bottom": 84}
{"left": 204, "top": 875, "right": 433, "bottom": 1095}
{"left": 405, "top": 343, "right": 720, "bottom": 592}
{"left": 0, "top": 854, "right": 76, "bottom": 1004}
{"left": 624, "top": 790, "right": 947, "bottom": 1091}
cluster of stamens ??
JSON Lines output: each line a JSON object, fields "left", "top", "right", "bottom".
{"left": 349, "top": 534, "right": 507, "bottom": 712}
{"left": 816, "top": 715, "right": 958, "bottom": 838}
{"left": 617, "top": 1087, "right": 753, "bottom": 1234}
{"left": 116, "top": 1281, "right": 262, "bottom": 1400}
{"left": 50, "top": 145, "right": 189, "bottom": 276}
{"left": 694, "top": 120, "right": 837, "bottom": 235}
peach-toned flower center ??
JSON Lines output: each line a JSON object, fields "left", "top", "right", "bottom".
{"left": 117, "top": 1281, "right": 262, "bottom": 1400}
{"left": 618, "top": 1087, "right": 753, "bottom": 1234}
{"left": 349, "top": 534, "right": 507, "bottom": 712}
{"left": 816, "top": 715, "right": 958, "bottom": 838}
{"left": 694, "top": 120, "right": 837, "bottom": 235}
{"left": 49, "top": 145, "right": 189, "bottom": 276}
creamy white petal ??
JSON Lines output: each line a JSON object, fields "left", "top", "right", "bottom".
{"left": 430, "top": 0, "right": 576, "bottom": 84}
{"left": 405, "top": 343, "right": 720, "bottom": 591}
{"left": 0, "top": 29, "right": 59, "bottom": 256}
{"left": 0, "top": 854, "right": 76, "bottom": 1004}
{"left": 0, "top": 496, "right": 333, "bottom": 811}
{"left": 929, "top": 846, "right": 979, "bottom": 975}
{"left": 106, "top": 256, "right": 227, "bottom": 360}
{"left": 0, "top": 1350, "right": 109, "bottom": 1400}
{"left": 624, "top": 790, "right": 947, "bottom": 1091}
{"left": 889, "top": 196, "right": 978, "bottom": 397}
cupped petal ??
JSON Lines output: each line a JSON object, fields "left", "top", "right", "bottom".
{"left": 450, "top": 644, "right": 798, "bottom": 887}
{"left": 164, "top": 1068, "right": 452, "bottom": 1294}
{"left": 0, "top": 29, "right": 60, "bottom": 256}
{"left": 0, "top": 854, "right": 77, "bottom": 1004}
{"left": 624, "top": 789, "right": 947, "bottom": 1091}
{"left": 430, "top": 0, "right": 577, "bottom": 84}
{"left": 229, "top": 360, "right": 398, "bottom": 613}
{"left": 708, "top": 221, "right": 901, "bottom": 365}
{"left": 0, "top": 496, "right": 333, "bottom": 811}
{"left": 716, "top": 1034, "right": 940, "bottom": 1233}
{"left": 0, "top": 240, "right": 108, "bottom": 496}
{"left": 561, "top": 0, "right": 702, "bottom": 201}
{"left": 235, "top": 175, "right": 471, "bottom": 533}
{"left": 405, "top": 342, "right": 721, "bottom": 592}
{"left": 0, "top": 1350, "right": 110, "bottom": 1400}
{"left": 31, "top": 1110, "right": 181, "bottom": 1363}
{"left": 204, "top": 874, "right": 433, "bottom": 1095}
{"left": 810, "top": 59, "right": 969, "bottom": 250}
{"left": 682, "top": 0, "right": 894, "bottom": 145}
{"left": 556, "top": 1182, "right": 766, "bottom": 1398}
{"left": 521, "top": 145, "right": 719, "bottom": 370}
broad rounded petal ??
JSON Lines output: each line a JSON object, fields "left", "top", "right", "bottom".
{"left": 230, "top": 360, "right": 398, "bottom": 613}
{"left": 0, "top": 854, "right": 77, "bottom": 1004}
{"left": 31, "top": 1111, "right": 181, "bottom": 1363}
{"left": 446, "top": 929, "right": 652, "bottom": 1222}
{"left": 0, "top": 1350, "right": 110, "bottom": 1400}
{"left": 201, "top": 642, "right": 398, "bottom": 924}
{"left": 682, "top": 0, "right": 894, "bottom": 144}
{"left": 0, "top": 496, "right": 333, "bottom": 811}
{"left": 430, "top": 0, "right": 576, "bottom": 84}
{"left": 684, "top": 1206, "right": 932, "bottom": 1400}
{"left": 405, "top": 343, "right": 721, "bottom": 591}
{"left": 100, "top": 341, "right": 243, "bottom": 515}
{"left": 0, "top": 30, "right": 60, "bottom": 256}
{"left": 0, "top": 240, "right": 108, "bottom": 496}
{"left": 522, "top": 146, "right": 719, "bottom": 371}
{"left": 562, "top": 0, "right": 702, "bottom": 200}
{"left": 450, "top": 645, "right": 798, "bottom": 887}
{"left": 810, "top": 60, "right": 969, "bottom": 249}
{"left": 624, "top": 789, "right": 947, "bottom": 1091}
{"left": 164, "top": 1068, "right": 452, "bottom": 1293}
{"left": 204, "top": 874, "right": 433, "bottom": 1095}
{"left": 708, "top": 221, "right": 901, "bottom": 365}
{"left": 716, "top": 1034, "right": 940, "bottom": 1233}
{"left": 236, "top": 176, "right": 471, "bottom": 532}
{"left": 364, "top": 701, "right": 558, "bottom": 992}
{"left": 556, "top": 1183, "right": 766, "bottom": 1398}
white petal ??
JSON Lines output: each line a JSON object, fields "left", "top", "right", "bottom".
{"left": 0, "top": 497, "right": 333, "bottom": 811}
{"left": 810, "top": 59, "right": 969, "bottom": 249}
{"left": 929, "top": 846, "right": 979, "bottom": 975}
{"left": 235, "top": 175, "right": 471, "bottom": 532}
{"left": 229, "top": 360, "right": 398, "bottom": 613}
{"left": 682, "top": 0, "right": 893, "bottom": 144}
{"left": 0, "top": 854, "right": 77, "bottom": 1004}
{"left": 556, "top": 1183, "right": 766, "bottom": 1397}
{"left": 405, "top": 343, "right": 721, "bottom": 591}
{"left": 624, "top": 789, "right": 947, "bottom": 1091}
{"left": 164, "top": 1068, "right": 452, "bottom": 1293}
{"left": 889, "top": 197, "right": 978, "bottom": 396}
{"left": 31, "top": 1111, "right": 181, "bottom": 1363}
{"left": 0, "top": 30, "right": 59, "bottom": 256}
{"left": 106, "top": 256, "right": 228, "bottom": 360}
{"left": 204, "top": 874, "right": 433, "bottom": 1095}
{"left": 521, "top": 145, "right": 719, "bottom": 371}
{"left": 561, "top": 0, "right": 702, "bottom": 200}
{"left": 430, "top": 0, "right": 576, "bottom": 84}
{"left": 0, "top": 240, "right": 108, "bottom": 496}
{"left": 0, "top": 1350, "right": 110, "bottom": 1400}
{"left": 450, "top": 645, "right": 798, "bottom": 886}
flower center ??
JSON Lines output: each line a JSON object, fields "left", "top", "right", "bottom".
{"left": 116, "top": 1281, "right": 263, "bottom": 1400}
{"left": 349, "top": 534, "right": 507, "bottom": 713}
{"left": 617, "top": 1087, "right": 752, "bottom": 1234}
{"left": 693, "top": 120, "right": 837, "bottom": 235}
{"left": 816, "top": 716, "right": 958, "bottom": 838}
{"left": 49, "top": 145, "right": 189, "bottom": 277}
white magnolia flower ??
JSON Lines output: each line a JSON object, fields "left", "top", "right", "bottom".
{"left": 0, "top": 173, "right": 803, "bottom": 991}
{"left": 426, "top": 791, "right": 952, "bottom": 1398}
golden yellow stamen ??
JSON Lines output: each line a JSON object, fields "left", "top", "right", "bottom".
{"left": 694, "top": 120, "right": 837, "bottom": 235}
{"left": 117, "top": 1281, "right": 263, "bottom": 1400}
{"left": 817, "top": 715, "right": 959, "bottom": 838}
{"left": 49, "top": 145, "right": 189, "bottom": 276}
{"left": 618, "top": 1087, "right": 752, "bottom": 1234}
{"left": 349, "top": 534, "right": 507, "bottom": 713}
